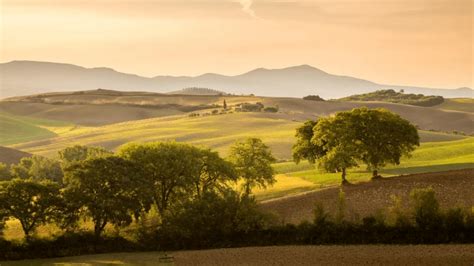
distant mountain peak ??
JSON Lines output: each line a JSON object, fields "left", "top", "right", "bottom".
{"left": 1, "top": 60, "right": 472, "bottom": 99}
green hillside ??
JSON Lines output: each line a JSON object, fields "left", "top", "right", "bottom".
{"left": 256, "top": 137, "right": 474, "bottom": 200}
{"left": 0, "top": 112, "right": 73, "bottom": 145}
{"left": 10, "top": 112, "right": 468, "bottom": 159}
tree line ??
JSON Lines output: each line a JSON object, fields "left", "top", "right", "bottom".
{"left": 0, "top": 138, "right": 275, "bottom": 239}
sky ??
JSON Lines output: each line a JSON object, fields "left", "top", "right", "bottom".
{"left": 1, "top": 0, "right": 472, "bottom": 89}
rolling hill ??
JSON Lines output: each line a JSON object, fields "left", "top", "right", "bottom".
{"left": 435, "top": 98, "right": 474, "bottom": 113}
{"left": 9, "top": 111, "right": 472, "bottom": 160}
{"left": 1, "top": 61, "right": 472, "bottom": 99}
{"left": 2, "top": 90, "right": 473, "bottom": 131}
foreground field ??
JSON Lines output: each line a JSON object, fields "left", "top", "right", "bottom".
{"left": 3, "top": 245, "right": 473, "bottom": 265}
{"left": 261, "top": 169, "right": 474, "bottom": 224}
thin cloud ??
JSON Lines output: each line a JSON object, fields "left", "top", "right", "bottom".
{"left": 238, "top": 0, "right": 260, "bottom": 19}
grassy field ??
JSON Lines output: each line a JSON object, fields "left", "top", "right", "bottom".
{"left": 268, "top": 137, "right": 474, "bottom": 195}
{"left": 0, "top": 112, "right": 73, "bottom": 146}
{"left": 435, "top": 98, "right": 474, "bottom": 113}
{"left": 2, "top": 245, "right": 474, "bottom": 265}
{"left": 9, "top": 112, "right": 470, "bottom": 160}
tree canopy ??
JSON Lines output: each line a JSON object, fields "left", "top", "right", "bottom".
{"left": 293, "top": 107, "right": 419, "bottom": 182}
{"left": 0, "top": 179, "right": 61, "bottom": 237}
{"left": 63, "top": 156, "right": 146, "bottom": 237}
{"left": 10, "top": 155, "right": 63, "bottom": 184}
{"left": 58, "top": 145, "right": 112, "bottom": 167}
{"left": 228, "top": 138, "right": 276, "bottom": 194}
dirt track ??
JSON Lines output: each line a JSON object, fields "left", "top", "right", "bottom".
{"left": 172, "top": 245, "right": 474, "bottom": 266}
{"left": 4, "top": 245, "right": 473, "bottom": 265}
{"left": 261, "top": 169, "right": 474, "bottom": 224}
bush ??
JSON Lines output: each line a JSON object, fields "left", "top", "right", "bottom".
{"left": 263, "top": 106, "right": 279, "bottom": 113}
{"left": 410, "top": 187, "right": 441, "bottom": 230}
{"left": 237, "top": 102, "right": 264, "bottom": 112}
{"left": 159, "top": 190, "right": 272, "bottom": 249}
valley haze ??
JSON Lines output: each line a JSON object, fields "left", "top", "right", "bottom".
{"left": 1, "top": 60, "right": 472, "bottom": 99}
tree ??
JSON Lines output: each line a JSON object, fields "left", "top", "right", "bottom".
{"left": 118, "top": 142, "right": 201, "bottom": 216}
{"left": 10, "top": 155, "right": 63, "bottom": 184}
{"left": 346, "top": 108, "right": 419, "bottom": 178}
{"left": 63, "top": 156, "right": 146, "bottom": 237}
{"left": 58, "top": 145, "right": 112, "bottom": 168}
{"left": 292, "top": 120, "right": 326, "bottom": 164}
{"left": 228, "top": 138, "right": 276, "bottom": 195}
{"left": 293, "top": 107, "right": 419, "bottom": 183}
{"left": 311, "top": 112, "right": 360, "bottom": 183}
{"left": 193, "top": 149, "right": 237, "bottom": 198}
{"left": 0, "top": 163, "right": 11, "bottom": 181}
{"left": 0, "top": 179, "right": 61, "bottom": 238}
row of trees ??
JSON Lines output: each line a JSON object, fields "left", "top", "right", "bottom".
{"left": 340, "top": 89, "right": 445, "bottom": 107}
{"left": 293, "top": 107, "right": 420, "bottom": 183}
{"left": 0, "top": 138, "right": 276, "bottom": 238}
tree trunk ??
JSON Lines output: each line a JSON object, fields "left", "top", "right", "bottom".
{"left": 341, "top": 168, "right": 349, "bottom": 185}
{"left": 372, "top": 169, "right": 381, "bottom": 180}
{"left": 244, "top": 183, "right": 251, "bottom": 196}
{"left": 94, "top": 220, "right": 107, "bottom": 239}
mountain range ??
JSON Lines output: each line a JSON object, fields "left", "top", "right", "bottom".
{"left": 0, "top": 60, "right": 472, "bottom": 99}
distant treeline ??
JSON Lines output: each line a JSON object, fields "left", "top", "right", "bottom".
{"left": 339, "top": 89, "right": 444, "bottom": 107}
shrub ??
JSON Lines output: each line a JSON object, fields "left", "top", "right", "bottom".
{"left": 410, "top": 187, "right": 441, "bottom": 230}
{"left": 313, "top": 202, "right": 330, "bottom": 227}
{"left": 263, "top": 106, "right": 279, "bottom": 113}
{"left": 160, "top": 190, "right": 271, "bottom": 249}
{"left": 387, "top": 195, "right": 411, "bottom": 227}
{"left": 238, "top": 102, "right": 264, "bottom": 112}
{"left": 335, "top": 189, "right": 346, "bottom": 224}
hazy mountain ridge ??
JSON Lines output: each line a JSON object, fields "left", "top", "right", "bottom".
{"left": 1, "top": 60, "right": 472, "bottom": 99}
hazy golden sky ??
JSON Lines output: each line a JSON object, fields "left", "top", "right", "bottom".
{"left": 1, "top": 0, "right": 472, "bottom": 88}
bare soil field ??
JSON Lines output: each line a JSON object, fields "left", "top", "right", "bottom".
{"left": 2, "top": 92, "right": 473, "bottom": 133}
{"left": 0, "top": 101, "right": 185, "bottom": 126}
{"left": 3, "top": 245, "right": 473, "bottom": 265}
{"left": 0, "top": 146, "right": 32, "bottom": 165}
{"left": 261, "top": 169, "right": 474, "bottom": 224}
